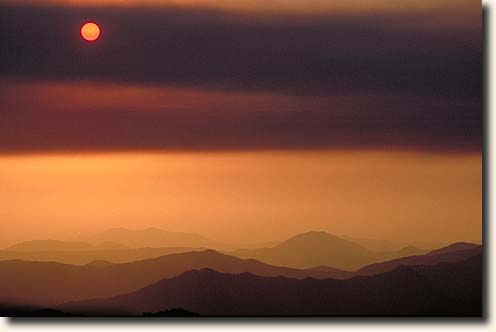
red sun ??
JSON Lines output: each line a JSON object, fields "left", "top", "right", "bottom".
{"left": 81, "top": 22, "right": 101, "bottom": 42}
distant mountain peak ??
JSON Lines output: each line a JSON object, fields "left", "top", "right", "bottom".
{"left": 294, "top": 230, "right": 337, "bottom": 238}
{"left": 281, "top": 231, "right": 340, "bottom": 243}
{"left": 228, "top": 230, "right": 374, "bottom": 270}
{"left": 277, "top": 231, "right": 369, "bottom": 251}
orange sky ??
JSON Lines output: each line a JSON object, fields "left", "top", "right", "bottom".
{"left": 0, "top": 0, "right": 481, "bottom": 248}
{"left": 0, "top": 151, "right": 481, "bottom": 247}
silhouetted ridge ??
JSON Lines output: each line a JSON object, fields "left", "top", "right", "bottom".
{"left": 0, "top": 304, "right": 80, "bottom": 317}
{"left": 355, "top": 244, "right": 481, "bottom": 276}
{"left": 174, "top": 267, "right": 260, "bottom": 281}
{"left": 59, "top": 255, "right": 482, "bottom": 316}
{"left": 0, "top": 249, "right": 350, "bottom": 307}
{"left": 0, "top": 245, "right": 203, "bottom": 265}
{"left": 143, "top": 308, "right": 200, "bottom": 317}
{"left": 0, "top": 242, "right": 482, "bottom": 311}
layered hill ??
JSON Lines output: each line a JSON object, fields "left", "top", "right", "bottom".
{"left": 340, "top": 235, "right": 441, "bottom": 252}
{"left": 60, "top": 255, "right": 482, "bottom": 316}
{"left": 0, "top": 242, "right": 481, "bottom": 308}
{"left": 230, "top": 231, "right": 426, "bottom": 270}
{"left": 0, "top": 250, "right": 349, "bottom": 306}
{"left": 427, "top": 242, "right": 481, "bottom": 256}
{"left": 0, "top": 246, "right": 202, "bottom": 265}
{"left": 354, "top": 242, "right": 481, "bottom": 276}
{"left": 5, "top": 240, "right": 126, "bottom": 252}
{"left": 78, "top": 227, "right": 224, "bottom": 249}
{"left": 2, "top": 231, "right": 426, "bottom": 267}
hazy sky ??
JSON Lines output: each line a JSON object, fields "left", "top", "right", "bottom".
{"left": 0, "top": 0, "right": 481, "bottom": 247}
{"left": 0, "top": 151, "right": 481, "bottom": 247}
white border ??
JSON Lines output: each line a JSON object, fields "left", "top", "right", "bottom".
{"left": 0, "top": 1, "right": 492, "bottom": 331}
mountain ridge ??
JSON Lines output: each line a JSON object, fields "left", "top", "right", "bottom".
{"left": 0, "top": 242, "right": 481, "bottom": 307}
{"left": 230, "top": 230, "right": 427, "bottom": 270}
{"left": 5, "top": 239, "right": 130, "bottom": 253}
{"left": 3, "top": 230, "right": 427, "bottom": 267}
{"left": 59, "top": 254, "right": 482, "bottom": 316}
{"left": 77, "top": 227, "right": 226, "bottom": 250}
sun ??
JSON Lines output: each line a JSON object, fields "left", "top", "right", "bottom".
{"left": 81, "top": 22, "right": 101, "bottom": 42}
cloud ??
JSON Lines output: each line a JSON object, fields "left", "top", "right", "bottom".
{"left": 0, "top": 82, "right": 481, "bottom": 153}
{"left": 0, "top": 2, "right": 481, "bottom": 98}
{"left": 0, "top": 3, "right": 481, "bottom": 153}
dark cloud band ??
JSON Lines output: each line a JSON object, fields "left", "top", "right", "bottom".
{"left": 0, "top": 3, "right": 481, "bottom": 98}
{"left": 0, "top": 3, "right": 482, "bottom": 153}
{"left": 0, "top": 87, "right": 481, "bottom": 153}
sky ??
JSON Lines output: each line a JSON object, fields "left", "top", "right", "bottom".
{"left": 0, "top": 0, "right": 481, "bottom": 247}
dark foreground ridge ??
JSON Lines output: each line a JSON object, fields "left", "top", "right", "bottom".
{"left": 143, "top": 308, "right": 200, "bottom": 317}
{"left": 57, "top": 255, "right": 481, "bottom": 317}
{"left": 0, "top": 305, "right": 80, "bottom": 317}
{"left": 0, "top": 242, "right": 481, "bottom": 308}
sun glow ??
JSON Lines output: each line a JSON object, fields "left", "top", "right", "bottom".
{"left": 81, "top": 22, "right": 101, "bottom": 42}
